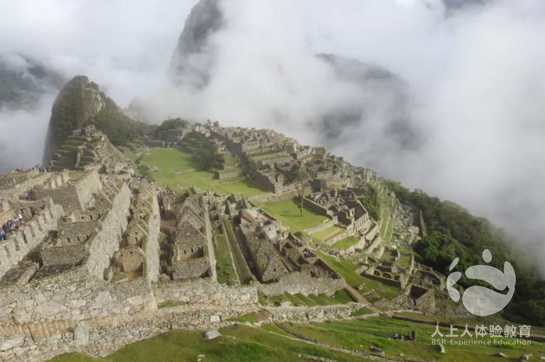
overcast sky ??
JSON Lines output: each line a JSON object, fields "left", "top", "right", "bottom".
{"left": 2, "top": 0, "right": 545, "bottom": 268}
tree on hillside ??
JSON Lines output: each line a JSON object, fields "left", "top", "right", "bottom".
{"left": 194, "top": 147, "right": 224, "bottom": 171}
{"left": 155, "top": 118, "right": 190, "bottom": 135}
{"left": 286, "top": 167, "right": 310, "bottom": 216}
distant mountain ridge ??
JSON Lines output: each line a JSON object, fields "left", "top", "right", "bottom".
{"left": 0, "top": 53, "right": 65, "bottom": 111}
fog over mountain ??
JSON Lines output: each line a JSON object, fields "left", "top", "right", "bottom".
{"left": 1, "top": 0, "right": 545, "bottom": 271}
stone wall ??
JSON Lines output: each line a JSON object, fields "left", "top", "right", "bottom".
{"left": 143, "top": 196, "right": 161, "bottom": 282}
{"left": 172, "top": 258, "right": 210, "bottom": 280}
{"left": 267, "top": 304, "right": 360, "bottom": 322}
{"left": 256, "top": 272, "right": 345, "bottom": 297}
{"left": 35, "top": 170, "right": 102, "bottom": 212}
{"left": 362, "top": 272, "right": 402, "bottom": 288}
{"left": 41, "top": 245, "right": 87, "bottom": 267}
{"left": 0, "top": 172, "right": 53, "bottom": 199}
{"left": 302, "top": 198, "right": 331, "bottom": 217}
{"left": 153, "top": 278, "right": 258, "bottom": 307}
{"left": 0, "top": 198, "right": 64, "bottom": 280}
{"left": 0, "top": 302, "right": 362, "bottom": 362}
{"left": 324, "top": 230, "right": 349, "bottom": 246}
{"left": 0, "top": 267, "right": 156, "bottom": 325}
{"left": 216, "top": 169, "right": 243, "bottom": 180}
{"left": 365, "top": 224, "right": 379, "bottom": 241}
{"left": 84, "top": 182, "right": 131, "bottom": 280}
{"left": 248, "top": 188, "right": 310, "bottom": 203}
{"left": 0, "top": 304, "right": 253, "bottom": 362}
{"left": 203, "top": 204, "right": 217, "bottom": 282}
{"left": 304, "top": 219, "right": 335, "bottom": 235}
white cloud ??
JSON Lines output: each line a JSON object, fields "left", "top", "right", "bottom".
{"left": 1, "top": 0, "right": 545, "bottom": 269}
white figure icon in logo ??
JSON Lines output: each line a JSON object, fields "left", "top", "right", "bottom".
{"left": 446, "top": 249, "right": 516, "bottom": 316}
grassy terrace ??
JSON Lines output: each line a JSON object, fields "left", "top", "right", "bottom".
{"left": 138, "top": 148, "right": 268, "bottom": 197}
{"left": 271, "top": 318, "right": 545, "bottom": 362}
{"left": 317, "top": 252, "right": 400, "bottom": 300}
{"left": 50, "top": 325, "right": 373, "bottom": 362}
{"left": 312, "top": 226, "right": 345, "bottom": 242}
{"left": 50, "top": 317, "right": 545, "bottom": 362}
{"left": 215, "top": 236, "right": 238, "bottom": 285}
{"left": 333, "top": 237, "right": 360, "bottom": 249}
{"left": 222, "top": 217, "right": 253, "bottom": 284}
{"left": 254, "top": 198, "right": 329, "bottom": 232}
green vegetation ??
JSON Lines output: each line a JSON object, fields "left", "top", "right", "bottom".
{"left": 333, "top": 237, "right": 360, "bottom": 249}
{"left": 360, "top": 190, "right": 380, "bottom": 221}
{"left": 284, "top": 292, "right": 307, "bottom": 306}
{"left": 154, "top": 118, "right": 190, "bottom": 135}
{"left": 49, "top": 318, "right": 545, "bottom": 362}
{"left": 316, "top": 252, "right": 366, "bottom": 287}
{"left": 47, "top": 354, "right": 101, "bottom": 362}
{"left": 308, "top": 294, "right": 329, "bottom": 306}
{"left": 215, "top": 236, "right": 238, "bottom": 285}
{"left": 317, "top": 252, "right": 400, "bottom": 300}
{"left": 48, "top": 76, "right": 149, "bottom": 153}
{"left": 278, "top": 318, "right": 545, "bottom": 362}
{"left": 221, "top": 217, "right": 253, "bottom": 284}
{"left": 387, "top": 180, "right": 545, "bottom": 326}
{"left": 138, "top": 148, "right": 267, "bottom": 197}
{"left": 227, "top": 313, "right": 258, "bottom": 324}
{"left": 254, "top": 198, "right": 329, "bottom": 232}
{"left": 294, "top": 293, "right": 319, "bottom": 306}
{"left": 332, "top": 289, "right": 356, "bottom": 304}
{"left": 312, "top": 226, "right": 345, "bottom": 242}
{"left": 50, "top": 325, "right": 371, "bottom": 362}
{"left": 284, "top": 167, "right": 310, "bottom": 216}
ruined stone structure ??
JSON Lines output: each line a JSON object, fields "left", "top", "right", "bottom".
{"left": 49, "top": 126, "right": 130, "bottom": 173}
{"left": 0, "top": 123, "right": 435, "bottom": 361}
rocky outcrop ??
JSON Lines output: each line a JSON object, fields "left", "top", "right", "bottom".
{"left": 43, "top": 76, "right": 146, "bottom": 164}
{"left": 167, "top": 0, "right": 223, "bottom": 90}
{"left": 43, "top": 76, "right": 108, "bottom": 163}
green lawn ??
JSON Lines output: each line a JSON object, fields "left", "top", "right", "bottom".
{"left": 276, "top": 318, "right": 545, "bottom": 362}
{"left": 222, "top": 218, "right": 253, "bottom": 285}
{"left": 294, "top": 293, "right": 319, "bottom": 306}
{"left": 138, "top": 148, "right": 268, "bottom": 197}
{"left": 50, "top": 325, "right": 372, "bottom": 362}
{"left": 254, "top": 199, "right": 329, "bottom": 232}
{"left": 284, "top": 292, "right": 306, "bottom": 306}
{"left": 215, "top": 236, "right": 238, "bottom": 285}
{"left": 332, "top": 289, "right": 356, "bottom": 304}
{"left": 47, "top": 317, "right": 545, "bottom": 362}
{"left": 228, "top": 313, "right": 259, "bottom": 324}
{"left": 333, "top": 237, "right": 360, "bottom": 249}
{"left": 308, "top": 295, "right": 330, "bottom": 306}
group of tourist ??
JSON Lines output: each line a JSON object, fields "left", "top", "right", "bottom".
{"left": 315, "top": 268, "right": 341, "bottom": 279}
{"left": 1, "top": 214, "right": 25, "bottom": 241}
{"left": 19, "top": 188, "right": 36, "bottom": 201}
{"left": 292, "top": 239, "right": 305, "bottom": 247}
{"left": 12, "top": 165, "right": 47, "bottom": 173}
{"left": 393, "top": 330, "right": 417, "bottom": 341}
{"left": 303, "top": 249, "right": 317, "bottom": 258}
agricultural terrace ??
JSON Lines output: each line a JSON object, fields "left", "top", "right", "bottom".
{"left": 254, "top": 198, "right": 330, "bottom": 232}
{"left": 135, "top": 147, "right": 268, "bottom": 197}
